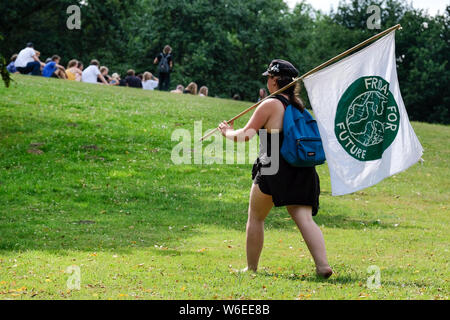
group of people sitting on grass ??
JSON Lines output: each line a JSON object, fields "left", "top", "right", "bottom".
{"left": 7, "top": 42, "right": 209, "bottom": 96}
{"left": 169, "top": 82, "right": 208, "bottom": 97}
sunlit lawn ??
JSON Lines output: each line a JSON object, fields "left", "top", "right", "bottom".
{"left": 0, "top": 75, "right": 448, "bottom": 299}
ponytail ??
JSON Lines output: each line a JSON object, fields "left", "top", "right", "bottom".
{"left": 276, "top": 76, "right": 305, "bottom": 112}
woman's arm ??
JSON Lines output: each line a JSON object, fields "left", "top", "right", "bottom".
{"left": 98, "top": 73, "right": 109, "bottom": 85}
{"left": 32, "top": 51, "right": 45, "bottom": 67}
{"left": 218, "top": 99, "right": 275, "bottom": 142}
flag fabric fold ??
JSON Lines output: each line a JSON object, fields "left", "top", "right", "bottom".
{"left": 303, "top": 31, "right": 423, "bottom": 196}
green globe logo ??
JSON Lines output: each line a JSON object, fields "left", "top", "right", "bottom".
{"left": 335, "top": 76, "right": 400, "bottom": 161}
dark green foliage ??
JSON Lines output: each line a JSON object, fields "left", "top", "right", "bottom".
{"left": 396, "top": 8, "right": 450, "bottom": 124}
{"left": 0, "top": 0, "right": 138, "bottom": 72}
{"left": 331, "top": 0, "right": 449, "bottom": 123}
{"left": 0, "top": 0, "right": 448, "bottom": 123}
{"left": 0, "top": 55, "right": 12, "bottom": 88}
{"left": 0, "top": 36, "right": 12, "bottom": 88}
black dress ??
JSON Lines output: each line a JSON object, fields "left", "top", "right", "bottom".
{"left": 251, "top": 95, "right": 321, "bottom": 215}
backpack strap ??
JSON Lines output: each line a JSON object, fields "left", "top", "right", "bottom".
{"left": 271, "top": 94, "right": 289, "bottom": 109}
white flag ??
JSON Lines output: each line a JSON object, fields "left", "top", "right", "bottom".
{"left": 303, "top": 31, "right": 423, "bottom": 196}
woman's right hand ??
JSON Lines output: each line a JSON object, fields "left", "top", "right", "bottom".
{"left": 218, "top": 120, "right": 234, "bottom": 137}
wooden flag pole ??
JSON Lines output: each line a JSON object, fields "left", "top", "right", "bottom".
{"left": 199, "top": 24, "right": 402, "bottom": 142}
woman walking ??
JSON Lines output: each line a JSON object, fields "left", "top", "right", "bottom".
{"left": 218, "top": 59, "right": 332, "bottom": 278}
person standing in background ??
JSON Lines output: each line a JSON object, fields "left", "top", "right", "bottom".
{"left": 153, "top": 45, "right": 173, "bottom": 91}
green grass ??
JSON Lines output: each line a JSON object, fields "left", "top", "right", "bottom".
{"left": 0, "top": 74, "right": 448, "bottom": 300}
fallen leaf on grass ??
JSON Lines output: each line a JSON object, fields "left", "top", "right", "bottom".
{"left": 81, "top": 145, "right": 99, "bottom": 150}
{"left": 77, "top": 220, "right": 96, "bottom": 224}
{"left": 27, "top": 149, "right": 44, "bottom": 155}
{"left": 359, "top": 292, "right": 370, "bottom": 298}
{"left": 85, "top": 155, "right": 105, "bottom": 161}
{"left": 29, "top": 142, "right": 44, "bottom": 148}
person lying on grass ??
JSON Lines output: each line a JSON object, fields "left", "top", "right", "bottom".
{"left": 218, "top": 59, "right": 333, "bottom": 278}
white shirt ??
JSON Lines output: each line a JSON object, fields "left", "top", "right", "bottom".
{"left": 142, "top": 80, "right": 159, "bottom": 90}
{"left": 82, "top": 65, "right": 101, "bottom": 83}
{"left": 15, "top": 47, "right": 36, "bottom": 68}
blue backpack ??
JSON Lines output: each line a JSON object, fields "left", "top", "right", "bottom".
{"left": 281, "top": 104, "right": 326, "bottom": 167}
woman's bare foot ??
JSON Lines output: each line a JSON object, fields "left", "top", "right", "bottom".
{"left": 231, "top": 267, "right": 256, "bottom": 274}
{"left": 316, "top": 265, "right": 333, "bottom": 279}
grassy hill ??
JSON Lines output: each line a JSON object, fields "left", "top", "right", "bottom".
{"left": 0, "top": 75, "right": 448, "bottom": 300}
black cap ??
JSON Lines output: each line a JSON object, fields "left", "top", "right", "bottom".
{"left": 262, "top": 59, "right": 299, "bottom": 78}
{"left": 26, "top": 42, "right": 34, "bottom": 48}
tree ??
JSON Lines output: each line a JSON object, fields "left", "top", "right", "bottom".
{"left": 0, "top": 0, "right": 139, "bottom": 69}
{"left": 138, "top": 0, "right": 292, "bottom": 99}
{"left": 1, "top": 0, "right": 447, "bottom": 123}
{"left": 396, "top": 6, "right": 449, "bottom": 123}
{"left": 328, "top": 0, "right": 449, "bottom": 123}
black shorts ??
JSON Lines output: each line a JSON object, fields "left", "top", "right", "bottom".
{"left": 252, "top": 156, "right": 320, "bottom": 215}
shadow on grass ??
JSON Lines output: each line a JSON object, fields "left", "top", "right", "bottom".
{"left": 0, "top": 157, "right": 419, "bottom": 254}
{"left": 0, "top": 184, "right": 418, "bottom": 255}
{"left": 258, "top": 271, "right": 434, "bottom": 289}
{"left": 0, "top": 107, "right": 420, "bottom": 255}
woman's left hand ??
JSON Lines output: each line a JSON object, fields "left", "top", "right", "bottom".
{"left": 218, "top": 120, "right": 234, "bottom": 137}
